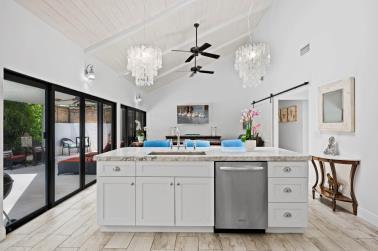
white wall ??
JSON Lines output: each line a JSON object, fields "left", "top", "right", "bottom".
{"left": 145, "top": 54, "right": 273, "bottom": 145}
{"left": 0, "top": 0, "right": 144, "bottom": 238}
{"left": 278, "top": 100, "right": 308, "bottom": 153}
{"left": 253, "top": 0, "right": 378, "bottom": 226}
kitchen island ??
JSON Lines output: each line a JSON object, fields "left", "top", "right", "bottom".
{"left": 95, "top": 147, "right": 310, "bottom": 233}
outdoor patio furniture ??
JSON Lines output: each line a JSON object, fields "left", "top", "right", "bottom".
{"left": 75, "top": 137, "right": 90, "bottom": 152}
{"left": 57, "top": 152, "right": 97, "bottom": 175}
{"left": 3, "top": 150, "right": 27, "bottom": 170}
{"left": 61, "top": 138, "right": 78, "bottom": 156}
{"left": 32, "top": 146, "right": 45, "bottom": 165}
{"left": 3, "top": 172, "right": 16, "bottom": 226}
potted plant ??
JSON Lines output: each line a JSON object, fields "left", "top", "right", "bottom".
{"left": 240, "top": 108, "right": 261, "bottom": 151}
{"left": 135, "top": 120, "right": 145, "bottom": 143}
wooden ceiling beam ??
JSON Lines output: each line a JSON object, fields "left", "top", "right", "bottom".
{"left": 84, "top": 0, "right": 197, "bottom": 54}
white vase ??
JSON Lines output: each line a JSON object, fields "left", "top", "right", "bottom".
{"left": 245, "top": 140, "right": 256, "bottom": 152}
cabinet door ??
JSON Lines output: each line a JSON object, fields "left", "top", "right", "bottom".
{"left": 97, "top": 177, "right": 135, "bottom": 225}
{"left": 136, "top": 177, "right": 175, "bottom": 226}
{"left": 175, "top": 177, "right": 214, "bottom": 226}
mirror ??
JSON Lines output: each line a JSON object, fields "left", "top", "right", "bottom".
{"left": 322, "top": 89, "right": 343, "bottom": 123}
{"left": 319, "top": 77, "right": 355, "bottom": 132}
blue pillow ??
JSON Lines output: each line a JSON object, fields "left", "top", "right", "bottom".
{"left": 143, "top": 140, "right": 170, "bottom": 147}
{"left": 184, "top": 140, "right": 210, "bottom": 148}
{"left": 221, "top": 139, "right": 244, "bottom": 148}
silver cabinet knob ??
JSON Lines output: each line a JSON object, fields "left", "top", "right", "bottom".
{"left": 170, "top": 182, "right": 174, "bottom": 186}
{"left": 283, "top": 212, "right": 292, "bottom": 218}
{"left": 113, "top": 166, "right": 121, "bottom": 172}
{"left": 131, "top": 182, "right": 135, "bottom": 186}
{"left": 177, "top": 183, "right": 180, "bottom": 186}
{"left": 283, "top": 187, "right": 292, "bottom": 193}
{"left": 283, "top": 167, "right": 292, "bottom": 173}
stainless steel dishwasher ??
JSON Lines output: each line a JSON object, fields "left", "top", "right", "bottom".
{"left": 215, "top": 162, "right": 267, "bottom": 231}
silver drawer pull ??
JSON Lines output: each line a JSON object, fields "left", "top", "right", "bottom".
{"left": 220, "top": 166, "right": 264, "bottom": 171}
{"left": 131, "top": 182, "right": 135, "bottom": 186}
{"left": 113, "top": 166, "right": 121, "bottom": 172}
{"left": 283, "top": 212, "right": 292, "bottom": 218}
{"left": 283, "top": 167, "right": 292, "bottom": 173}
{"left": 177, "top": 183, "right": 180, "bottom": 186}
{"left": 283, "top": 187, "right": 292, "bottom": 193}
{"left": 170, "top": 182, "right": 174, "bottom": 186}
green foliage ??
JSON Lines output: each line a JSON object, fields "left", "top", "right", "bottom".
{"left": 4, "top": 100, "right": 43, "bottom": 151}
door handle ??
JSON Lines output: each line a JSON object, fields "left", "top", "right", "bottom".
{"left": 219, "top": 166, "right": 264, "bottom": 171}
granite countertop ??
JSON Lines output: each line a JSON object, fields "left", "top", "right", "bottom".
{"left": 94, "top": 147, "right": 310, "bottom": 162}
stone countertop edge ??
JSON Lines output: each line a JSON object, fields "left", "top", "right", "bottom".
{"left": 94, "top": 147, "right": 311, "bottom": 162}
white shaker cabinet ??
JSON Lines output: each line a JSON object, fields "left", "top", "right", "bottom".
{"left": 175, "top": 177, "right": 214, "bottom": 226}
{"left": 97, "top": 177, "right": 136, "bottom": 226}
{"left": 136, "top": 177, "right": 175, "bottom": 226}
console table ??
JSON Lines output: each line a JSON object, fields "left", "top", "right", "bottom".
{"left": 311, "top": 155, "right": 360, "bottom": 215}
{"left": 165, "top": 135, "right": 221, "bottom": 146}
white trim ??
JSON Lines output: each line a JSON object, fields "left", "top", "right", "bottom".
{"left": 358, "top": 206, "right": 378, "bottom": 227}
{"left": 100, "top": 226, "right": 213, "bottom": 233}
{"left": 266, "top": 227, "right": 305, "bottom": 233}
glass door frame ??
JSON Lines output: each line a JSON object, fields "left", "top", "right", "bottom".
{"left": 3, "top": 68, "right": 117, "bottom": 233}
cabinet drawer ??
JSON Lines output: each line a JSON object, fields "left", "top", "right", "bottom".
{"left": 97, "top": 161, "right": 135, "bottom": 177}
{"left": 268, "top": 162, "right": 308, "bottom": 178}
{"left": 268, "top": 178, "right": 307, "bottom": 202}
{"left": 136, "top": 161, "right": 214, "bottom": 177}
{"left": 268, "top": 203, "right": 307, "bottom": 228}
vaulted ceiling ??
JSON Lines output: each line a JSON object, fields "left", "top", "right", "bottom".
{"left": 16, "top": 0, "right": 272, "bottom": 89}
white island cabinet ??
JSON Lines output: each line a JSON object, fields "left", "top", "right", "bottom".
{"left": 97, "top": 160, "right": 214, "bottom": 232}
{"left": 95, "top": 147, "right": 310, "bottom": 233}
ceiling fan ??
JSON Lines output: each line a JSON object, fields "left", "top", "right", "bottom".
{"left": 172, "top": 23, "right": 220, "bottom": 63}
{"left": 188, "top": 56, "right": 214, "bottom": 77}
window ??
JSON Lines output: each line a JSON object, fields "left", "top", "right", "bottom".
{"left": 121, "top": 105, "right": 146, "bottom": 147}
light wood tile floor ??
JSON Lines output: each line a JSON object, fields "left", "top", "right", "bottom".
{"left": 1, "top": 185, "right": 377, "bottom": 251}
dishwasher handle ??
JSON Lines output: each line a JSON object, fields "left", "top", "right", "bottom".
{"left": 219, "top": 166, "right": 264, "bottom": 171}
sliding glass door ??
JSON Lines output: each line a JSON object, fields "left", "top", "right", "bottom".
{"left": 3, "top": 69, "right": 117, "bottom": 232}
{"left": 121, "top": 105, "right": 146, "bottom": 147}
{"left": 54, "top": 91, "right": 81, "bottom": 201}
{"left": 3, "top": 77, "right": 48, "bottom": 230}
{"left": 84, "top": 99, "right": 98, "bottom": 185}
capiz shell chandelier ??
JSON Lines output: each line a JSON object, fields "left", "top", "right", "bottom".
{"left": 234, "top": 42, "right": 271, "bottom": 88}
{"left": 127, "top": 45, "right": 162, "bottom": 87}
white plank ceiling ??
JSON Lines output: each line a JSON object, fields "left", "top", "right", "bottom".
{"left": 16, "top": 0, "right": 272, "bottom": 89}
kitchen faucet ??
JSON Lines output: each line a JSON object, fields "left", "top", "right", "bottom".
{"left": 175, "top": 127, "right": 181, "bottom": 150}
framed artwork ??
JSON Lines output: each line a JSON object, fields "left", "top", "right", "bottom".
{"left": 319, "top": 77, "right": 355, "bottom": 132}
{"left": 280, "top": 108, "right": 288, "bottom": 123}
{"left": 177, "top": 105, "right": 209, "bottom": 124}
{"left": 288, "top": 105, "right": 297, "bottom": 122}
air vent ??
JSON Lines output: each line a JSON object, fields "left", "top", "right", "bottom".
{"left": 300, "top": 43, "right": 310, "bottom": 56}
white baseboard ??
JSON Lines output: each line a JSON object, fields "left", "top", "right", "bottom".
{"left": 100, "top": 225, "right": 214, "bottom": 233}
{"left": 358, "top": 207, "right": 378, "bottom": 227}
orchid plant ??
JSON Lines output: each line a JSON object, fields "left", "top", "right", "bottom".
{"left": 240, "top": 108, "right": 261, "bottom": 141}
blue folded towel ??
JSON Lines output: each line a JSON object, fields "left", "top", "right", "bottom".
{"left": 143, "top": 140, "right": 170, "bottom": 147}
{"left": 221, "top": 139, "right": 244, "bottom": 148}
{"left": 184, "top": 140, "right": 210, "bottom": 148}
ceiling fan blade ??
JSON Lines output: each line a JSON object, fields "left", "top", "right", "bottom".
{"left": 198, "top": 43, "right": 211, "bottom": 51}
{"left": 198, "top": 70, "right": 214, "bottom": 74}
{"left": 200, "top": 52, "right": 220, "bottom": 59}
{"left": 185, "top": 54, "right": 195, "bottom": 63}
{"left": 189, "top": 71, "right": 196, "bottom": 78}
{"left": 172, "top": 49, "right": 191, "bottom": 53}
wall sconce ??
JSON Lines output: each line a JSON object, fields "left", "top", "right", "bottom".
{"left": 135, "top": 94, "right": 142, "bottom": 104}
{"left": 85, "top": 64, "right": 96, "bottom": 80}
